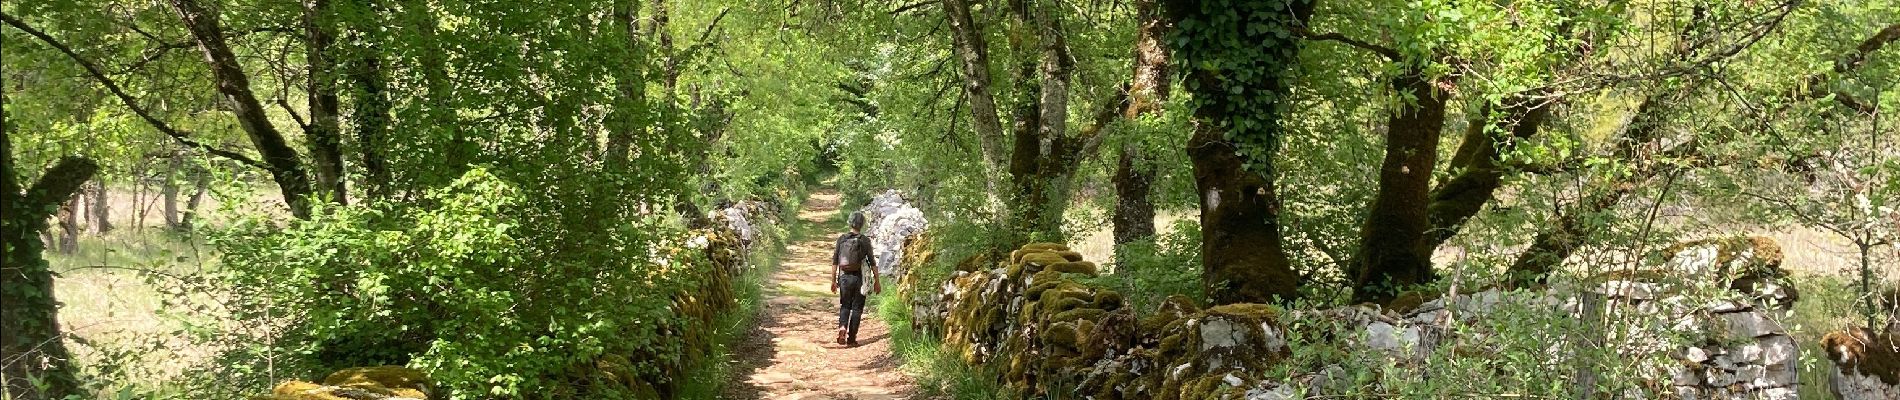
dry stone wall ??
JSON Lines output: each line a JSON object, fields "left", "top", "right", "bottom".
{"left": 1822, "top": 324, "right": 1900, "bottom": 399}
{"left": 856, "top": 190, "right": 928, "bottom": 276}
{"left": 911, "top": 237, "right": 1815, "bottom": 400}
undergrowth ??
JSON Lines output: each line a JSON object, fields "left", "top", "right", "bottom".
{"left": 873, "top": 289, "right": 1009, "bottom": 400}
{"left": 677, "top": 177, "right": 816, "bottom": 399}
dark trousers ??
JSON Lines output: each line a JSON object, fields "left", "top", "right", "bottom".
{"left": 837, "top": 273, "right": 865, "bottom": 339}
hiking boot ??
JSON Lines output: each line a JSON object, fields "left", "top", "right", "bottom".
{"left": 835, "top": 330, "right": 847, "bottom": 345}
{"left": 846, "top": 339, "right": 859, "bottom": 347}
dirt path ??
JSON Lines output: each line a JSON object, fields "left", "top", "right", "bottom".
{"left": 722, "top": 188, "right": 917, "bottom": 400}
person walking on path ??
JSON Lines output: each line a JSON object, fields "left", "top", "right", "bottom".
{"left": 831, "top": 212, "right": 881, "bottom": 347}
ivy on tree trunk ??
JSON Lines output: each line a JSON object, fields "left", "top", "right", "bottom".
{"left": 2, "top": 120, "right": 97, "bottom": 398}
{"left": 1163, "top": 0, "right": 1312, "bottom": 304}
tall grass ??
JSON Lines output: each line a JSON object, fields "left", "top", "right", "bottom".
{"left": 871, "top": 289, "right": 1010, "bottom": 400}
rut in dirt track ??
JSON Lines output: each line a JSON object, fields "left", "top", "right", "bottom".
{"left": 721, "top": 188, "right": 920, "bottom": 400}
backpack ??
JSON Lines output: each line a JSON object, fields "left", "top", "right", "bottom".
{"left": 837, "top": 233, "right": 868, "bottom": 272}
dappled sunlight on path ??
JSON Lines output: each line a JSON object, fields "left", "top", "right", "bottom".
{"left": 722, "top": 188, "right": 919, "bottom": 400}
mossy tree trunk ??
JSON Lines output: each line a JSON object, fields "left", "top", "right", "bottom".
{"left": 2, "top": 110, "right": 98, "bottom": 398}
{"left": 1111, "top": 0, "right": 1167, "bottom": 247}
{"left": 1349, "top": 69, "right": 1450, "bottom": 304}
{"left": 345, "top": 0, "right": 391, "bottom": 201}
{"left": 304, "top": 0, "right": 346, "bottom": 204}
{"left": 1162, "top": 0, "right": 1312, "bottom": 304}
{"left": 945, "top": 0, "right": 1126, "bottom": 246}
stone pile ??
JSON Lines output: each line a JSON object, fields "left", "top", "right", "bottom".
{"left": 1822, "top": 325, "right": 1900, "bottom": 399}
{"left": 857, "top": 190, "right": 928, "bottom": 275}
{"left": 911, "top": 236, "right": 1815, "bottom": 400}
{"left": 926, "top": 242, "right": 1302, "bottom": 399}
{"left": 718, "top": 199, "right": 780, "bottom": 250}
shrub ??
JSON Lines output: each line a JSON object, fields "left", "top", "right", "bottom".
{"left": 206, "top": 168, "right": 696, "bottom": 399}
{"left": 1085, "top": 219, "right": 1205, "bottom": 312}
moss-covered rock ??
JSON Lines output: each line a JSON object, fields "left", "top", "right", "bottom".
{"left": 1048, "top": 261, "right": 1098, "bottom": 276}
{"left": 320, "top": 366, "right": 432, "bottom": 398}
{"left": 1020, "top": 251, "right": 1071, "bottom": 268}
{"left": 1082, "top": 310, "right": 1139, "bottom": 360}
{"left": 1823, "top": 326, "right": 1900, "bottom": 392}
{"left": 1023, "top": 242, "right": 1070, "bottom": 252}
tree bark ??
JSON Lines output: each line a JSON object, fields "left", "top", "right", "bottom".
{"left": 1424, "top": 98, "right": 1550, "bottom": 248}
{"left": 942, "top": 0, "right": 1009, "bottom": 178}
{"left": 605, "top": 0, "right": 646, "bottom": 168}
{"left": 1351, "top": 70, "right": 1451, "bottom": 304}
{"left": 58, "top": 195, "right": 80, "bottom": 255}
{"left": 2, "top": 113, "right": 97, "bottom": 397}
{"left": 345, "top": 0, "right": 390, "bottom": 200}
{"left": 1505, "top": 97, "right": 1666, "bottom": 287}
{"left": 1112, "top": 147, "right": 1157, "bottom": 244}
{"left": 304, "top": 0, "right": 346, "bottom": 204}
{"left": 169, "top": 0, "right": 314, "bottom": 218}
{"left": 89, "top": 180, "right": 111, "bottom": 234}
{"left": 1164, "top": 0, "right": 1312, "bottom": 304}
{"left": 181, "top": 171, "right": 210, "bottom": 231}
{"left": 1112, "top": 0, "right": 1168, "bottom": 246}
{"left": 163, "top": 154, "right": 182, "bottom": 228}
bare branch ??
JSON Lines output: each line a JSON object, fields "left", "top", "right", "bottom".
{"left": 1299, "top": 29, "right": 1399, "bottom": 60}
{"left": 892, "top": 1, "right": 935, "bottom": 14}
{"left": 2, "top": 11, "right": 272, "bottom": 171}
{"left": 1787, "top": 24, "right": 1900, "bottom": 114}
{"left": 1072, "top": 82, "right": 1132, "bottom": 164}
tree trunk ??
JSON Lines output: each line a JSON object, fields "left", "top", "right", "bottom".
{"left": 1112, "top": 148, "right": 1156, "bottom": 244}
{"left": 59, "top": 195, "right": 79, "bottom": 255}
{"left": 605, "top": 0, "right": 645, "bottom": 168}
{"left": 1163, "top": 0, "right": 1311, "bottom": 304}
{"left": 345, "top": 0, "right": 390, "bottom": 200}
{"left": 998, "top": 0, "right": 1079, "bottom": 243}
{"left": 169, "top": 0, "right": 314, "bottom": 218}
{"left": 163, "top": 154, "right": 181, "bottom": 228}
{"left": 181, "top": 171, "right": 210, "bottom": 231}
{"left": 1425, "top": 98, "right": 1550, "bottom": 248}
{"left": 2, "top": 116, "right": 98, "bottom": 398}
{"left": 941, "top": 0, "right": 1009, "bottom": 181}
{"left": 89, "top": 180, "right": 111, "bottom": 234}
{"left": 1351, "top": 71, "right": 1450, "bottom": 305}
{"left": 1505, "top": 97, "right": 1668, "bottom": 287}
{"left": 1112, "top": 0, "right": 1168, "bottom": 246}
{"left": 304, "top": 0, "right": 346, "bottom": 204}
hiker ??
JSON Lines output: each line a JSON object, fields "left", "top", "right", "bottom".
{"left": 831, "top": 212, "right": 881, "bottom": 346}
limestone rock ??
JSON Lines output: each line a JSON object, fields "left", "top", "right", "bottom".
{"left": 856, "top": 190, "right": 929, "bottom": 275}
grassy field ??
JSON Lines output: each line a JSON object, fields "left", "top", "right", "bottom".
{"left": 47, "top": 229, "right": 219, "bottom": 397}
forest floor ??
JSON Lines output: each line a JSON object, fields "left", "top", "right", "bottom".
{"left": 721, "top": 188, "right": 918, "bottom": 400}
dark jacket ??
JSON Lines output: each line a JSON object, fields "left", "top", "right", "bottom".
{"left": 833, "top": 232, "right": 876, "bottom": 273}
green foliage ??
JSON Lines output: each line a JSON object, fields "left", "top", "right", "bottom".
{"left": 1084, "top": 220, "right": 1204, "bottom": 313}
{"left": 207, "top": 169, "right": 691, "bottom": 399}
{"left": 1166, "top": 0, "right": 1312, "bottom": 170}
{"left": 872, "top": 289, "right": 1011, "bottom": 400}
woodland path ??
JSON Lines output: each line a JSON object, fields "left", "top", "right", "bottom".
{"left": 721, "top": 188, "right": 919, "bottom": 400}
